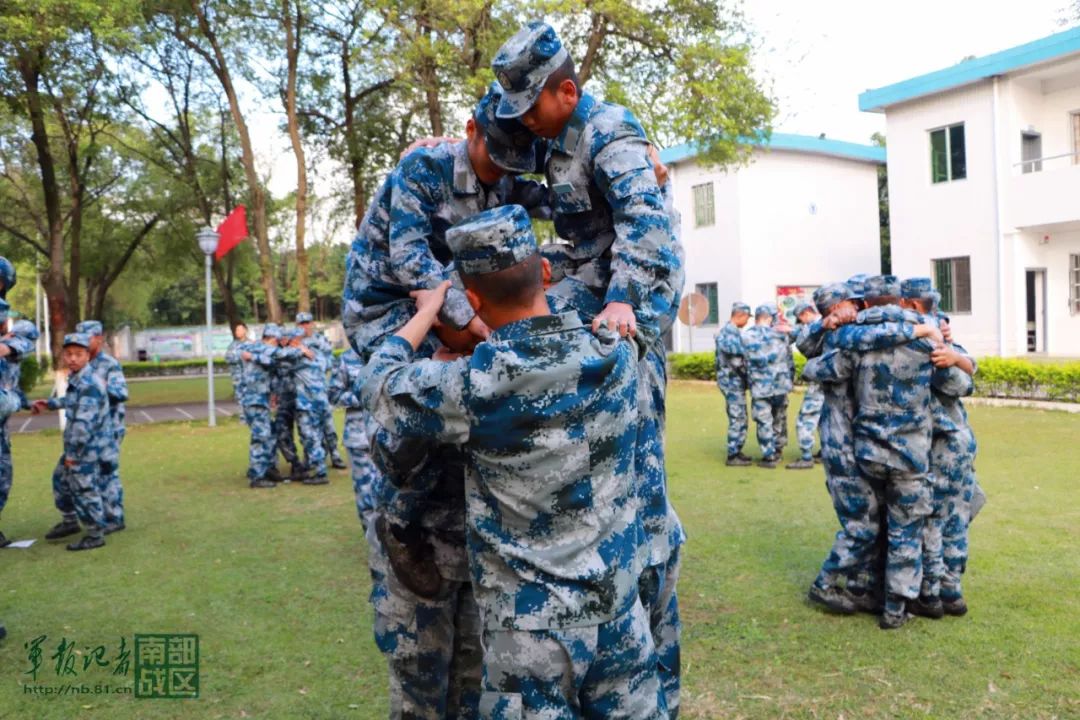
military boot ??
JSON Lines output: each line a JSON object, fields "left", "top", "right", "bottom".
{"left": 757, "top": 455, "right": 779, "bottom": 469}
{"left": 942, "top": 595, "right": 968, "bottom": 616}
{"left": 807, "top": 584, "right": 856, "bottom": 615}
{"left": 249, "top": 477, "right": 277, "bottom": 489}
{"left": 266, "top": 466, "right": 285, "bottom": 483}
{"left": 785, "top": 458, "right": 815, "bottom": 470}
{"left": 330, "top": 453, "right": 347, "bottom": 470}
{"left": 290, "top": 463, "right": 308, "bottom": 482}
{"left": 879, "top": 595, "right": 911, "bottom": 630}
{"left": 909, "top": 595, "right": 944, "bottom": 620}
{"left": 726, "top": 454, "right": 751, "bottom": 467}
{"left": 66, "top": 534, "right": 105, "bottom": 552}
{"left": 0, "top": 531, "right": 10, "bottom": 548}
{"left": 45, "top": 519, "right": 81, "bottom": 540}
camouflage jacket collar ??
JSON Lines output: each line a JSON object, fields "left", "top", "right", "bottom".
{"left": 451, "top": 140, "right": 482, "bottom": 197}
{"left": 551, "top": 91, "right": 596, "bottom": 156}
{"left": 489, "top": 311, "right": 582, "bottom": 343}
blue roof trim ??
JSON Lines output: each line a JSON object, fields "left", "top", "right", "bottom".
{"left": 659, "top": 133, "right": 885, "bottom": 166}
{"left": 859, "top": 26, "right": 1080, "bottom": 112}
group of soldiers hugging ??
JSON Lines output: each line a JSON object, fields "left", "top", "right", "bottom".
{"left": 715, "top": 273, "right": 987, "bottom": 630}
{"left": 0, "top": 256, "right": 129, "bottom": 555}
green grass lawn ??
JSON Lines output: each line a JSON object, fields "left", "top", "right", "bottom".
{"left": 25, "top": 376, "right": 235, "bottom": 409}
{"left": 0, "top": 384, "right": 1076, "bottom": 719}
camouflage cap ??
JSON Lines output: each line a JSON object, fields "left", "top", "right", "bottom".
{"left": 11, "top": 319, "right": 39, "bottom": 341}
{"left": 901, "top": 276, "right": 941, "bottom": 308}
{"left": 492, "top": 22, "right": 570, "bottom": 119}
{"left": 478, "top": 83, "right": 544, "bottom": 174}
{"left": 63, "top": 332, "right": 91, "bottom": 349}
{"left": 864, "top": 274, "right": 901, "bottom": 299}
{"left": 76, "top": 320, "right": 103, "bottom": 336}
{"left": 793, "top": 301, "right": 815, "bottom": 318}
{"left": 295, "top": 312, "right": 314, "bottom": 324}
{"left": 262, "top": 323, "right": 281, "bottom": 340}
{"left": 448, "top": 205, "right": 537, "bottom": 275}
{"left": 0, "top": 257, "right": 15, "bottom": 297}
{"left": 845, "top": 273, "right": 870, "bottom": 299}
{"left": 731, "top": 301, "right": 751, "bottom": 314}
{"left": 813, "top": 283, "right": 852, "bottom": 315}
{"left": 288, "top": 327, "right": 305, "bottom": 339}
{"left": 754, "top": 303, "right": 776, "bottom": 318}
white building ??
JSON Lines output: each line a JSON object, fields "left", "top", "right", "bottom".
{"left": 660, "top": 134, "right": 884, "bottom": 352}
{"left": 861, "top": 27, "right": 1080, "bottom": 357}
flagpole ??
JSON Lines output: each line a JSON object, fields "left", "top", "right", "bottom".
{"left": 197, "top": 227, "right": 220, "bottom": 427}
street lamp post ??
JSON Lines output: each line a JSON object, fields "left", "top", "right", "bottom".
{"left": 196, "top": 226, "right": 220, "bottom": 427}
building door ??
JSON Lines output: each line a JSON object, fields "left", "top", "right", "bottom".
{"left": 1021, "top": 132, "right": 1042, "bottom": 173}
{"left": 1025, "top": 269, "right": 1046, "bottom": 353}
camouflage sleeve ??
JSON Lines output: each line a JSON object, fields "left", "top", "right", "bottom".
{"left": 508, "top": 177, "right": 553, "bottom": 220}
{"left": 388, "top": 159, "right": 475, "bottom": 331}
{"left": 224, "top": 341, "right": 243, "bottom": 366}
{"left": 592, "top": 136, "right": 676, "bottom": 312}
{"left": 830, "top": 322, "right": 917, "bottom": 352}
{"left": 801, "top": 348, "right": 855, "bottom": 384}
{"left": 931, "top": 365, "right": 975, "bottom": 398}
{"left": 47, "top": 396, "right": 62, "bottom": 411}
{"left": 106, "top": 363, "right": 128, "bottom": 405}
{"left": 952, "top": 341, "right": 978, "bottom": 376}
{"left": 68, "top": 381, "right": 105, "bottom": 460}
{"left": 795, "top": 319, "right": 828, "bottom": 358}
{"left": 357, "top": 336, "right": 471, "bottom": 446}
{"left": 1, "top": 336, "right": 34, "bottom": 360}
{"left": 0, "top": 388, "right": 21, "bottom": 417}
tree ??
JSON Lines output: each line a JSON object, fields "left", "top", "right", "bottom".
{"left": 871, "top": 131, "right": 890, "bottom": 274}
{"left": 279, "top": 0, "right": 312, "bottom": 312}
{"left": 153, "top": 0, "right": 284, "bottom": 323}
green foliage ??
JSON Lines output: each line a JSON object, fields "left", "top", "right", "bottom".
{"left": 976, "top": 357, "right": 1080, "bottom": 402}
{"left": 122, "top": 358, "right": 228, "bottom": 378}
{"left": 17, "top": 354, "right": 44, "bottom": 394}
{"left": 669, "top": 350, "right": 807, "bottom": 382}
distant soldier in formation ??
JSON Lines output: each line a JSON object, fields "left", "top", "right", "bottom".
{"left": 715, "top": 302, "right": 752, "bottom": 467}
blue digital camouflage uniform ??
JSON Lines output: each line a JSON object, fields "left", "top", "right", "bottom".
{"left": 270, "top": 329, "right": 301, "bottom": 469}
{"left": 77, "top": 321, "right": 128, "bottom": 527}
{"left": 225, "top": 336, "right": 247, "bottom": 405}
{"left": 715, "top": 315, "right": 749, "bottom": 458}
{"left": 0, "top": 315, "right": 33, "bottom": 522}
{"left": 793, "top": 321, "right": 824, "bottom": 461}
{"left": 288, "top": 332, "right": 330, "bottom": 480}
{"left": 359, "top": 205, "right": 665, "bottom": 720}
{"left": 741, "top": 317, "right": 792, "bottom": 459}
{"left": 328, "top": 349, "right": 378, "bottom": 526}
{"left": 240, "top": 333, "right": 300, "bottom": 482}
{"left": 49, "top": 335, "right": 109, "bottom": 537}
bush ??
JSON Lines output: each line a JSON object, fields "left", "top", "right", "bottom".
{"left": 121, "top": 358, "right": 228, "bottom": 378}
{"left": 669, "top": 351, "right": 809, "bottom": 383}
{"left": 18, "top": 355, "right": 45, "bottom": 394}
{"left": 975, "top": 357, "right": 1080, "bottom": 403}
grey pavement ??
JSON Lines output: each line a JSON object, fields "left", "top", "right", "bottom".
{"left": 11, "top": 401, "right": 243, "bottom": 434}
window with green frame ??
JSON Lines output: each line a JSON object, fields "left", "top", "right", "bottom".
{"left": 695, "top": 282, "right": 719, "bottom": 324}
{"left": 692, "top": 182, "right": 715, "bottom": 227}
{"left": 930, "top": 123, "right": 966, "bottom": 183}
{"left": 933, "top": 256, "right": 971, "bottom": 312}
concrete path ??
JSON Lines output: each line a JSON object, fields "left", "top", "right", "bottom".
{"left": 11, "top": 401, "right": 243, "bottom": 434}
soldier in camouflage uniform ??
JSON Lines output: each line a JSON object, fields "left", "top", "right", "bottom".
{"left": 716, "top": 302, "right": 752, "bottom": 467}
{"left": 740, "top": 304, "right": 791, "bottom": 468}
{"left": 492, "top": 23, "right": 685, "bottom": 713}
{"left": 270, "top": 328, "right": 304, "bottom": 480}
{"left": 787, "top": 302, "right": 823, "bottom": 470}
{"left": 75, "top": 321, "right": 128, "bottom": 533}
{"left": 328, "top": 348, "right": 380, "bottom": 528}
{"left": 282, "top": 324, "right": 331, "bottom": 485}
{"left": 359, "top": 206, "right": 665, "bottom": 720}
{"left": 296, "top": 312, "right": 347, "bottom": 470}
{"left": 898, "top": 278, "right": 983, "bottom": 619}
{"left": 0, "top": 305, "right": 34, "bottom": 548}
{"left": 225, "top": 322, "right": 249, "bottom": 407}
{"left": 32, "top": 334, "right": 110, "bottom": 550}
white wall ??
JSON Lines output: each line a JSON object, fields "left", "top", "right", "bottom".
{"left": 1011, "top": 229, "right": 1080, "bottom": 356}
{"left": 884, "top": 82, "right": 1004, "bottom": 356}
{"left": 668, "top": 148, "right": 882, "bottom": 352}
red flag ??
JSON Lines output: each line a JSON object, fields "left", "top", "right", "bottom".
{"left": 214, "top": 206, "right": 249, "bottom": 260}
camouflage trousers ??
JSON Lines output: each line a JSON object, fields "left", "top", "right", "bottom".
{"left": 922, "top": 433, "right": 984, "bottom": 600}
{"left": 296, "top": 406, "right": 328, "bottom": 478}
{"left": 858, "top": 461, "right": 932, "bottom": 601}
{"left": 322, "top": 407, "right": 342, "bottom": 461}
{"left": 344, "top": 410, "right": 378, "bottom": 527}
{"left": 97, "top": 457, "right": 124, "bottom": 526}
{"left": 52, "top": 455, "right": 106, "bottom": 535}
{"left": 479, "top": 598, "right": 667, "bottom": 720}
{"left": 750, "top": 395, "right": 788, "bottom": 458}
{"left": 367, "top": 514, "right": 482, "bottom": 720}
{"left": 639, "top": 546, "right": 682, "bottom": 718}
{"left": 243, "top": 405, "right": 276, "bottom": 480}
{"left": 274, "top": 400, "right": 300, "bottom": 466}
{"left": 723, "top": 391, "right": 747, "bottom": 457}
{"left": 813, "top": 462, "right": 886, "bottom": 593}
{"left": 0, "top": 425, "right": 11, "bottom": 516}
{"left": 795, "top": 386, "right": 824, "bottom": 460}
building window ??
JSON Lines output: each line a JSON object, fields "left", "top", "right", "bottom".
{"left": 1071, "top": 254, "right": 1080, "bottom": 314}
{"left": 934, "top": 256, "right": 972, "bottom": 313}
{"left": 692, "top": 182, "right": 715, "bottom": 227}
{"left": 695, "top": 282, "right": 719, "bottom": 325}
{"left": 930, "top": 123, "right": 966, "bottom": 183}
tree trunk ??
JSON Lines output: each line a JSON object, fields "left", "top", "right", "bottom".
{"left": 578, "top": 13, "right": 607, "bottom": 85}
{"left": 341, "top": 40, "right": 366, "bottom": 227}
{"left": 190, "top": 1, "right": 282, "bottom": 323}
{"left": 283, "top": 0, "right": 310, "bottom": 313}
{"left": 17, "top": 49, "right": 67, "bottom": 366}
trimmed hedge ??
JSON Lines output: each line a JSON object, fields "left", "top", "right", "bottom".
{"left": 669, "top": 351, "right": 1080, "bottom": 403}
{"left": 122, "top": 358, "right": 228, "bottom": 378}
